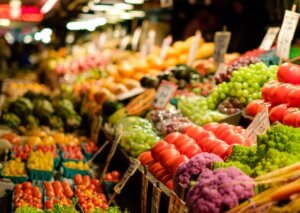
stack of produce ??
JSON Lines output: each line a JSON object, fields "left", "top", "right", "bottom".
{"left": 246, "top": 63, "right": 300, "bottom": 128}
{"left": 44, "top": 181, "right": 74, "bottom": 209}
{"left": 74, "top": 174, "right": 108, "bottom": 212}
{"left": 27, "top": 151, "right": 54, "bottom": 179}
{"left": 82, "top": 140, "right": 98, "bottom": 159}
{"left": 117, "top": 116, "right": 159, "bottom": 157}
{"left": 60, "top": 145, "right": 85, "bottom": 161}
{"left": 2, "top": 81, "right": 50, "bottom": 98}
{"left": 11, "top": 145, "right": 34, "bottom": 160}
{"left": 2, "top": 158, "right": 27, "bottom": 180}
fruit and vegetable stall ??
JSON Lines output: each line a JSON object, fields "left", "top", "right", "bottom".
{"left": 1, "top": 10, "right": 300, "bottom": 213}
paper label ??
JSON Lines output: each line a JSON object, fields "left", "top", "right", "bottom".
{"left": 141, "top": 174, "right": 149, "bottom": 213}
{"left": 160, "top": 36, "right": 173, "bottom": 60}
{"left": 98, "top": 33, "right": 106, "bottom": 50}
{"left": 213, "top": 31, "right": 231, "bottom": 64}
{"left": 244, "top": 105, "right": 270, "bottom": 144}
{"left": 114, "top": 158, "right": 140, "bottom": 194}
{"left": 132, "top": 28, "right": 142, "bottom": 51}
{"left": 214, "top": 63, "right": 228, "bottom": 78}
{"left": 148, "top": 30, "right": 156, "bottom": 54}
{"left": 151, "top": 183, "right": 162, "bottom": 213}
{"left": 277, "top": 10, "right": 299, "bottom": 60}
{"left": 168, "top": 192, "right": 186, "bottom": 213}
{"left": 259, "top": 27, "right": 280, "bottom": 50}
{"left": 153, "top": 81, "right": 178, "bottom": 109}
{"left": 120, "top": 36, "right": 131, "bottom": 51}
{"left": 188, "top": 31, "right": 201, "bottom": 66}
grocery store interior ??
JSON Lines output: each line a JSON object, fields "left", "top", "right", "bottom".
{"left": 0, "top": 0, "right": 300, "bottom": 212}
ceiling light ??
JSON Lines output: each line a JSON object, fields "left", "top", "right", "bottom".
{"left": 4, "top": 32, "right": 14, "bottom": 44}
{"left": 124, "top": 0, "right": 144, "bottom": 5}
{"left": 89, "top": 4, "right": 113, "bottom": 12}
{"left": 94, "top": 0, "right": 100, "bottom": 3}
{"left": 34, "top": 32, "right": 42, "bottom": 41}
{"left": 129, "top": 10, "right": 145, "bottom": 18}
{"left": 121, "top": 12, "right": 132, "bottom": 20}
{"left": 114, "top": 3, "right": 134, "bottom": 10}
{"left": 82, "top": 6, "right": 89, "bottom": 13}
{"left": 24, "top": 35, "right": 33, "bottom": 44}
{"left": 41, "top": 28, "right": 52, "bottom": 36}
{"left": 66, "top": 33, "right": 75, "bottom": 44}
{"left": 9, "top": 0, "right": 21, "bottom": 19}
{"left": 66, "top": 17, "right": 107, "bottom": 31}
{"left": 41, "top": 0, "right": 58, "bottom": 14}
{"left": 0, "top": 19, "right": 11, "bottom": 27}
{"left": 42, "top": 36, "right": 51, "bottom": 44}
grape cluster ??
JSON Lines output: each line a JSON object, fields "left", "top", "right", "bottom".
{"left": 207, "top": 63, "right": 278, "bottom": 109}
{"left": 215, "top": 56, "right": 261, "bottom": 84}
{"left": 217, "top": 98, "right": 243, "bottom": 115}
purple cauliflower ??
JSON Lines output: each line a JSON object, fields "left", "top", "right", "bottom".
{"left": 186, "top": 167, "right": 255, "bottom": 213}
{"left": 173, "top": 153, "right": 223, "bottom": 192}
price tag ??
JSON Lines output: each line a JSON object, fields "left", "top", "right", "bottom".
{"left": 120, "top": 35, "right": 131, "bottom": 51}
{"left": 114, "top": 158, "right": 140, "bottom": 194}
{"left": 132, "top": 28, "right": 142, "bottom": 51}
{"left": 244, "top": 105, "right": 270, "bottom": 144}
{"left": 152, "top": 81, "right": 178, "bottom": 109}
{"left": 126, "top": 89, "right": 156, "bottom": 115}
{"left": 160, "top": 36, "right": 173, "bottom": 60}
{"left": 259, "top": 27, "right": 280, "bottom": 50}
{"left": 214, "top": 63, "right": 228, "bottom": 78}
{"left": 148, "top": 30, "right": 156, "bottom": 54}
{"left": 141, "top": 173, "right": 149, "bottom": 213}
{"left": 98, "top": 33, "right": 106, "bottom": 50}
{"left": 90, "top": 114, "right": 103, "bottom": 143}
{"left": 168, "top": 192, "right": 186, "bottom": 213}
{"left": 213, "top": 31, "right": 231, "bottom": 64}
{"left": 151, "top": 183, "right": 162, "bottom": 213}
{"left": 277, "top": 10, "right": 299, "bottom": 60}
{"left": 187, "top": 31, "right": 201, "bottom": 66}
{"left": 102, "top": 125, "right": 123, "bottom": 177}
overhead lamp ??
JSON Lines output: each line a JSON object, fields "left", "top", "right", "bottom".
{"left": 9, "top": 0, "right": 21, "bottom": 19}
{"left": 129, "top": 10, "right": 145, "bottom": 18}
{"left": 41, "top": 0, "right": 58, "bottom": 14}
{"left": 41, "top": 28, "right": 52, "bottom": 36}
{"left": 89, "top": 4, "right": 113, "bottom": 12}
{"left": 4, "top": 32, "right": 14, "bottom": 44}
{"left": 121, "top": 12, "right": 132, "bottom": 20}
{"left": 0, "top": 19, "right": 11, "bottom": 27}
{"left": 66, "top": 17, "right": 107, "bottom": 31}
{"left": 124, "top": 0, "right": 144, "bottom": 5}
{"left": 114, "top": 3, "right": 134, "bottom": 10}
{"left": 23, "top": 35, "right": 33, "bottom": 44}
{"left": 42, "top": 36, "right": 51, "bottom": 44}
{"left": 106, "top": 8, "right": 123, "bottom": 15}
{"left": 34, "top": 32, "right": 42, "bottom": 41}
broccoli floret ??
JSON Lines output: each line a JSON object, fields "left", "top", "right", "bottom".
{"left": 24, "top": 115, "right": 40, "bottom": 127}
{"left": 2, "top": 113, "right": 21, "bottom": 128}
{"left": 228, "top": 145, "right": 257, "bottom": 168}
{"left": 65, "top": 114, "right": 82, "bottom": 130}
{"left": 9, "top": 97, "right": 33, "bottom": 117}
{"left": 54, "top": 99, "right": 77, "bottom": 118}
{"left": 34, "top": 99, "right": 54, "bottom": 119}
{"left": 213, "top": 161, "right": 252, "bottom": 176}
{"left": 47, "top": 116, "right": 64, "bottom": 130}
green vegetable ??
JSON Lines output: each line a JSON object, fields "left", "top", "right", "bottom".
{"left": 108, "top": 108, "right": 128, "bottom": 127}
{"left": 228, "top": 145, "right": 257, "bottom": 168}
{"left": 102, "top": 101, "right": 124, "bottom": 118}
{"left": 47, "top": 115, "right": 64, "bottom": 130}
{"left": 45, "top": 198, "right": 78, "bottom": 213}
{"left": 213, "top": 161, "right": 252, "bottom": 175}
{"left": 15, "top": 206, "right": 44, "bottom": 213}
{"left": 2, "top": 113, "right": 21, "bottom": 128}
{"left": 9, "top": 97, "right": 33, "bottom": 117}
{"left": 24, "top": 114, "right": 40, "bottom": 127}
{"left": 89, "top": 206, "right": 128, "bottom": 213}
{"left": 53, "top": 99, "right": 77, "bottom": 118}
{"left": 34, "top": 99, "right": 54, "bottom": 118}
{"left": 65, "top": 114, "right": 82, "bottom": 130}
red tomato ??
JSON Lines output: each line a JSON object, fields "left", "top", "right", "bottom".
{"left": 245, "top": 100, "right": 266, "bottom": 117}
{"left": 111, "top": 171, "right": 120, "bottom": 180}
{"left": 151, "top": 140, "right": 170, "bottom": 161}
{"left": 14, "top": 184, "right": 22, "bottom": 191}
{"left": 199, "top": 138, "right": 223, "bottom": 152}
{"left": 149, "top": 162, "right": 164, "bottom": 176}
{"left": 22, "top": 182, "right": 33, "bottom": 190}
{"left": 277, "top": 63, "right": 300, "bottom": 84}
{"left": 178, "top": 143, "right": 202, "bottom": 158}
{"left": 224, "top": 134, "right": 244, "bottom": 145}
{"left": 169, "top": 155, "right": 189, "bottom": 175}
{"left": 288, "top": 86, "right": 300, "bottom": 107}
{"left": 173, "top": 137, "right": 195, "bottom": 150}
{"left": 194, "top": 131, "right": 216, "bottom": 145}
{"left": 46, "top": 190, "right": 55, "bottom": 198}
{"left": 166, "top": 180, "right": 173, "bottom": 190}
{"left": 82, "top": 175, "right": 91, "bottom": 185}
{"left": 283, "top": 109, "right": 300, "bottom": 127}
{"left": 160, "top": 174, "right": 172, "bottom": 184}
{"left": 171, "top": 134, "right": 191, "bottom": 147}
{"left": 91, "top": 178, "right": 100, "bottom": 186}
{"left": 212, "top": 123, "right": 230, "bottom": 137}
{"left": 164, "top": 132, "right": 181, "bottom": 143}
{"left": 32, "top": 187, "right": 42, "bottom": 199}
{"left": 261, "top": 80, "right": 281, "bottom": 102}
{"left": 269, "top": 104, "right": 288, "bottom": 123}
{"left": 74, "top": 174, "right": 83, "bottom": 185}
{"left": 158, "top": 148, "right": 180, "bottom": 164}
{"left": 202, "top": 122, "right": 219, "bottom": 132}
{"left": 138, "top": 151, "right": 154, "bottom": 166}
{"left": 154, "top": 168, "right": 168, "bottom": 180}
{"left": 211, "top": 144, "right": 230, "bottom": 158}
{"left": 270, "top": 83, "right": 294, "bottom": 106}
{"left": 104, "top": 173, "right": 113, "bottom": 181}
{"left": 218, "top": 129, "right": 235, "bottom": 141}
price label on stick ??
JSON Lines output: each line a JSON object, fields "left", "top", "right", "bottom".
{"left": 120, "top": 36, "right": 131, "bottom": 51}
{"left": 277, "top": 10, "right": 299, "bottom": 60}
{"left": 188, "top": 31, "right": 201, "bottom": 66}
{"left": 152, "top": 80, "right": 178, "bottom": 109}
{"left": 132, "top": 28, "right": 142, "bottom": 51}
{"left": 168, "top": 192, "right": 186, "bottom": 213}
{"left": 114, "top": 158, "right": 140, "bottom": 194}
{"left": 214, "top": 63, "right": 228, "bottom": 78}
{"left": 141, "top": 173, "right": 149, "bottom": 213}
{"left": 90, "top": 114, "right": 103, "bottom": 142}
{"left": 244, "top": 105, "right": 270, "bottom": 144}
{"left": 213, "top": 31, "right": 231, "bottom": 64}
{"left": 259, "top": 27, "right": 280, "bottom": 50}
{"left": 160, "top": 36, "right": 173, "bottom": 60}
{"left": 151, "top": 183, "right": 162, "bottom": 213}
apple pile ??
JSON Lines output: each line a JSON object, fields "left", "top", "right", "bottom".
{"left": 44, "top": 181, "right": 74, "bottom": 209}
{"left": 60, "top": 145, "right": 85, "bottom": 161}
{"left": 13, "top": 182, "right": 43, "bottom": 210}
{"left": 74, "top": 174, "right": 108, "bottom": 212}
{"left": 246, "top": 63, "right": 300, "bottom": 127}
{"left": 11, "top": 145, "right": 34, "bottom": 160}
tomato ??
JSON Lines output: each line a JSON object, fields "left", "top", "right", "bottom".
{"left": 173, "top": 137, "right": 195, "bottom": 150}
{"left": 211, "top": 144, "right": 230, "bottom": 158}
{"left": 218, "top": 129, "right": 235, "bottom": 141}
{"left": 261, "top": 80, "right": 281, "bottom": 102}
{"left": 288, "top": 86, "right": 300, "bottom": 107}
{"left": 245, "top": 100, "right": 266, "bottom": 117}
{"left": 104, "top": 173, "right": 113, "bottom": 181}
{"left": 46, "top": 190, "right": 55, "bottom": 198}
{"left": 212, "top": 123, "right": 230, "bottom": 137}
{"left": 202, "top": 122, "right": 219, "bottom": 132}
{"left": 224, "top": 134, "right": 244, "bottom": 145}
{"left": 44, "top": 181, "right": 52, "bottom": 190}
{"left": 74, "top": 174, "right": 83, "bottom": 185}
{"left": 32, "top": 187, "right": 42, "bottom": 199}
{"left": 14, "top": 184, "right": 22, "bottom": 191}
{"left": 164, "top": 132, "right": 181, "bottom": 143}
{"left": 179, "top": 143, "right": 202, "bottom": 158}
{"left": 269, "top": 104, "right": 288, "bottom": 123}
{"left": 270, "top": 83, "right": 294, "bottom": 106}
{"left": 166, "top": 180, "right": 173, "bottom": 190}
{"left": 149, "top": 162, "right": 164, "bottom": 175}
{"left": 283, "top": 109, "right": 300, "bottom": 127}
{"left": 138, "top": 151, "right": 154, "bottom": 166}
{"left": 277, "top": 63, "right": 300, "bottom": 84}
{"left": 158, "top": 148, "right": 180, "bottom": 164}
{"left": 111, "top": 171, "right": 121, "bottom": 180}
{"left": 22, "top": 182, "right": 33, "bottom": 190}
{"left": 91, "top": 178, "right": 100, "bottom": 186}
{"left": 199, "top": 138, "right": 223, "bottom": 152}
{"left": 160, "top": 174, "right": 172, "bottom": 184}
{"left": 169, "top": 155, "right": 189, "bottom": 175}
{"left": 24, "top": 188, "right": 32, "bottom": 196}
{"left": 171, "top": 134, "right": 191, "bottom": 148}
{"left": 151, "top": 140, "right": 171, "bottom": 161}
{"left": 82, "top": 175, "right": 91, "bottom": 185}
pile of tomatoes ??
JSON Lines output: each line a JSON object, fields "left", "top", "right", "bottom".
{"left": 36, "top": 145, "right": 59, "bottom": 158}
{"left": 103, "top": 171, "right": 121, "bottom": 182}
{"left": 11, "top": 145, "right": 34, "bottom": 160}
{"left": 44, "top": 181, "right": 74, "bottom": 209}
{"left": 83, "top": 140, "right": 98, "bottom": 154}
{"left": 60, "top": 145, "right": 85, "bottom": 161}
{"left": 13, "top": 182, "right": 42, "bottom": 210}
{"left": 74, "top": 174, "right": 108, "bottom": 212}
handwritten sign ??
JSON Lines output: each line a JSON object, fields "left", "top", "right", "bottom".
{"left": 151, "top": 183, "right": 162, "bottom": 213}
{"left": 244, "top": 105, "right": 270, "bottom": 144}
{"left": 114, "top": 158, "right": 140, "bottom": 194}
{"left": 259, "top": 27, "right": 280, "bottom": 50}
{"left": 214, "top": 63, "right": 228, "bottom": 79}
{"left": 126, "top": 89, "right": 156, "bottom": 115}
{"left": 277, "top": 10, "right": 299, "bottom": 60}
{"left": 153, "top": 81, "right": 178, "bottom": 109}
{"left": 102, "top": 125, "right": 123, "bottom": 178}
{"left": 160, "top": 36, "right": 173, "bottom": 60}
{"left": 168, "top": 192, "right": 186, "bottom": 213}
{"left": 132, "top": 28, "right": 142, "bottom": 51}
{"left": 213, "top": 31, "right": 231, "bottom": 64}
{"left": 187, "top": 31, "right": 201, "bottom": 66}
{"left": 141, "top": 173, "right": 149, "bottom": 213}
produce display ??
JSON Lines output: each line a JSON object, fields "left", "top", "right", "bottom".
{"left": 104, "top": 171, "right": 121, "bottom": 183}
{"left": 27, "top": 151, "right": 54, "bottom": 171}
{"left": 3, "top": 158, "right": 27, "bottom": 177}
{"left": 64, "top": 161, "right": 89, "bottom": 170}
{"left": 60, "top": 145, "right": 85, "bottom": 161}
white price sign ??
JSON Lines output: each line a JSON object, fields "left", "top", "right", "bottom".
{"left": 277, "top": 10, "right": 299, "bottom": 60}
{"left": 120, "top": 35, "right": 131, "bottom": 51}
{"left": 187, "top": 31, "right": 201, "bottom": 66}
{"left": 152, "top": 80, "right": 178, "bottom": 109}
{"left": 214, "top": 62, "right": 228, "bottom": 78}
{"left": 132, "top": 28, "right": 142, "bottom": 51}
{"left": 259, "top": 27, "right": 280, "bottom": 50}
{"left": 160, "top": 36, "right": 173, "bottom": 60}
{"left": 98, "top": 33, "right": 107, "bottom": 50}
{"left": 213, "top": 31, "right": 231, "bottom": 64}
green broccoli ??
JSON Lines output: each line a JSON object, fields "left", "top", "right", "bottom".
{"left": 2, "top": 113, "right": 21, "bottom": 128}
{"left": 24, "top": 115, "right": 40, "bottom": 127}
{"left": 228, "top": 145, "right": 257, "bottom": 168}
{"left": 54, "top": 99, "right": 77, "bottom": 118}
{"left": 47, "top": 116, "right": 64, "bottom": 130}
{"left": 9, "top": 97, "right": 33, "bottom": 117}
{"left": 65, "top": 114, "right": 82, "bottom": 130}
{"left": 34, "top": 99, "right": 54, "bottom": 118}
{"left": 213, "top": 161, "right": 252, "bottom": 176}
